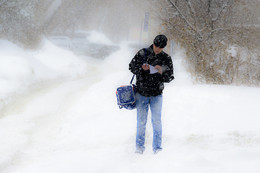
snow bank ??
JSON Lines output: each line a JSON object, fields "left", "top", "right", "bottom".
{"left": 0, "top": 39, "right": 88, "bottom": 108}
{"left": 32, "top": 39, "right": 88, "bottom": 78}
{"left": 86, "top": 30, "right": 114, "bottom": 45}
{"left": 0, "top": 40, "right": 43, "bottom": 99}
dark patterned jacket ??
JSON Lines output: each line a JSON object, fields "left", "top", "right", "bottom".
{"left": 129, "top": 45, "right": 174, "bottom": 97}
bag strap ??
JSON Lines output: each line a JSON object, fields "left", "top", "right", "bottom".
{"left": 143, "top": 48, "right": 148, "bottom": 64}
{"left": 130, "top": 74, "right": 135, "bottom": 84}
{"left": 130, "top": 48, "right": 149, "bottom": 84}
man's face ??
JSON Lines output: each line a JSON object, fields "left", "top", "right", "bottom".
{"left": 153, "top": 44, "right": 164, "bottom": 55}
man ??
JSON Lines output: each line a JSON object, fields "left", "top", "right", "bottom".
{"left": 129, "top": 34, "right": 174, "bottom": 154}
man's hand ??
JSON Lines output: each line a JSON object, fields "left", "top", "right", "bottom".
{"left": 142, "top": 64, "right": 150, "bottom": 71}
{"left": 155, "top": 65, "right": 163, "bottom": 74}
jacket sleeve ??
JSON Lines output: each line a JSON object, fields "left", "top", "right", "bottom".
{"left": 161, "top": 55, "right": 174, "bottom": 83}
{"left": 129, "top": 49, "right": 148, "bottom": 76}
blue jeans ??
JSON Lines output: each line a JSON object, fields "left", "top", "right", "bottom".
{"left": 135, "top": 93, "right": 163, "bottom": 152}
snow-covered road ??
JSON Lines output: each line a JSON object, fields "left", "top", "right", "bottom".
{"left": 0, "top": 75, "right": 99, "bottom": 171}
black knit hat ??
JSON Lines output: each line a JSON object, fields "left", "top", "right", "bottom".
{"left": 153, "top": 34, "right": 168, "bottom": 48}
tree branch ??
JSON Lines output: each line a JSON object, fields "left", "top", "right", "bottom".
{"left": 167, "top": 0, "right": 203, "bottom": 40}
{"left": 212, "top": 0, "right": 233, "bottom": 22}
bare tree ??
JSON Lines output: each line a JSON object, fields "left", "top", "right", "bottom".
{"left": 151, "top": 0, "right": 260, "bottom": 86}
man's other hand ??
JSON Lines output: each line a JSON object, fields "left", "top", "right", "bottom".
{"left": 155, "top": 65, "right": 162, "bottom": 74}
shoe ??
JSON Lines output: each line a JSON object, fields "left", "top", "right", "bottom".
{"left": 135, "top": 146, "right": 145, "bottom": 154}
{"left": 135, "top": 149, "right": 144, "bottom": 154}
{"left": 153, "top": 148, "right": 162, "bottom": 154}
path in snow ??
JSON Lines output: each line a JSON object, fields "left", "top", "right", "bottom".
{"left": 0, "top": 76, "right": 101, "bottom": 172}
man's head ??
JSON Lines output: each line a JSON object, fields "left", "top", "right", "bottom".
{"left": 153, "top": 34, "right": 168, "bottom": 54}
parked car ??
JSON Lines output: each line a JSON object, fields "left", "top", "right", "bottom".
{"left": 48, "top": 32, "right": 119, "bottom": 59}
{"left": 48, "top": 36, "right": 72, "bottom": 49}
